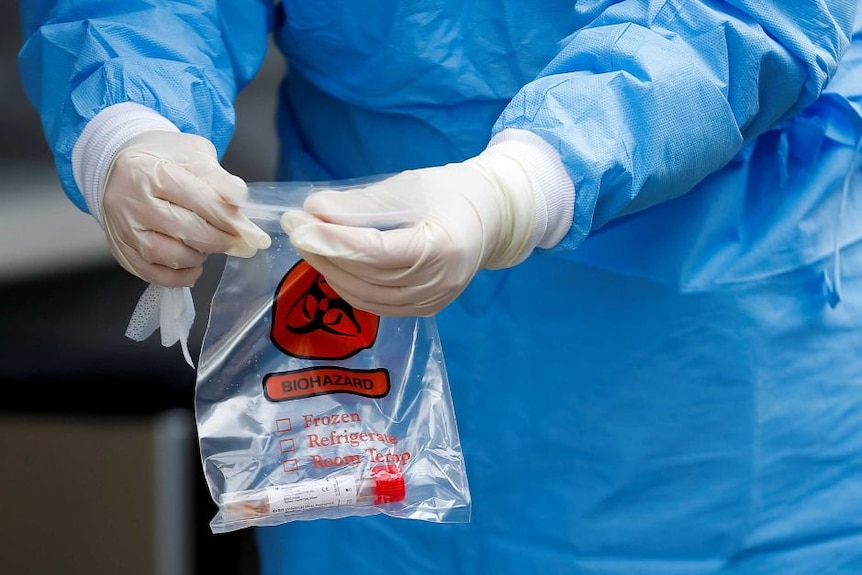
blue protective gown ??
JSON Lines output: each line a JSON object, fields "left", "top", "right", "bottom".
{"left": 19, "top": 1, "right": 862, "bottom": 573}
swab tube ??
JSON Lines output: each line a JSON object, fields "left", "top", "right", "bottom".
{"left": 220, "top": 465, "right": 406, "bottom": 520}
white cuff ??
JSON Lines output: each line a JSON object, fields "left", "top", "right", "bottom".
{"left": 485, "top": 128, "right": 575, "bottom": 250}
{"left": 71, "top": 102, "right": 180, "bottom": 225}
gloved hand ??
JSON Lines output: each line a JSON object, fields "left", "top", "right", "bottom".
{"left": 102, "top": 130, "right": 271, "bottom": 287}
{"left": 280, "top": 151, "right": 548, "bottom": 316}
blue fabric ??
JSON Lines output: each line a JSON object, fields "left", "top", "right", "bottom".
{"left": 18, "top": 0, "right": 273, "bottom": 210}
{"left": 264, "top": 2, "right": 862, "bottom": 572}
{"left": 19, "top": 0, "right": 862, "bottom": 573}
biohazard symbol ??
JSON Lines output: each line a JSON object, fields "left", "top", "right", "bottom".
{"left": 271, "top": 260, "right": 379, "bottom": 360}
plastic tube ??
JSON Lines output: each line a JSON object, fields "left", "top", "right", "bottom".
{"left": 220, "top": 465, "right": 406, "bottom": 520}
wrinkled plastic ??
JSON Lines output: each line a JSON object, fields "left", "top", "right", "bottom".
{"left": 195, "top": 179, "right": 470, "bottom": 533}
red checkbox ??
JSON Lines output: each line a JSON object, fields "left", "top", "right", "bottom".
{"left": 282, "top": 459, "right": 298, "bottom": 473}
{"left": 280, "top": 438, "right": 295, "bottom": 453}
{"left": 276, "top": 417, "right": 292, "bottom": 432}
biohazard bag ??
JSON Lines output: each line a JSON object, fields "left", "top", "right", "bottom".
{"left": 195, "top": 180, "right": 472, "bottom": 533}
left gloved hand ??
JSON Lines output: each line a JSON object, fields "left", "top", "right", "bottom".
{"left": 280, "top": 150, "right": 546, "bottom": 316}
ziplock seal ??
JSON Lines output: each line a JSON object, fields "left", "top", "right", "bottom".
{"left": 239, "top": 175, "right": 425, "bottom": 233}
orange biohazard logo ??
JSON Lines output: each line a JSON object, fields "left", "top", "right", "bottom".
{"left": 271, "top": 260, "right": 380, "bottom": 360}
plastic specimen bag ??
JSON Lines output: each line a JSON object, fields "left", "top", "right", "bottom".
{"left": 195, "top": 179, "right": 472, "bottom": 533}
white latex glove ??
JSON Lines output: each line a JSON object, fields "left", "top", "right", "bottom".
{"left": 72, "top": 102, "right": 273, "bottom": 366}
{"left": 280, "top": 137, "right": 574, "bottom": 316}
{"left": 102, "top": 130, "right": 271, "bottom": 287}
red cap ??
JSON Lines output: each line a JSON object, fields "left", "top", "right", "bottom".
{"left": 371, "top": 465, "right": 406, "bottom": 504}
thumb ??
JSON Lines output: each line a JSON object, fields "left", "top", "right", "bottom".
{"left": 304, "top": 172, "right": 425, "bottom": 229}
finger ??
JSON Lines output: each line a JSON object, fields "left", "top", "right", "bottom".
{"left": 295, "top": 248, "right": 449, "bottom": 313}
{"left": 115, "top": 237, "right": 205, "bottom": 288}
{"left": 144, "top": 199, "right": 245, "bottom": 255}
{"left": 287, "top": 216, "right": 459, "bottom": 289}
{"left": 304, "top": 177, "right": 423, "bottom": 229}
{"left": 280, "top": 209, "right": 323, "bottom": 234}
{"left": 303, "top": 249, "right": 435, "bottom": 288}
{"left": 137, "top": 230, "right": 209, "bottom": 270}
{"left": 182, "top": 161, "right": 273, "bottom": 250}
{"left": 167, "top": 132, "right": 249, "bottom": 206}
{"left": 186, "top": 156, "right": 249, "bottom": 206}
{"left": 138, "top": 262, "right": 204, "bottom": 288}
{"left": 104, "top": 196, "right": 238, "bottom": 262}
{"left": 293, "top": 249, "right": 395, "bottom": 310}
{"left": 345, "top": 297, "right": 442, "bottom": 318}
{"left": 153, "top": 162, "right": 271, "bottom": 250}
{"left": 225, "top": 242, "right": 259, "bottom": 258}
{"left": 287, "top": 218, "right": 429, "bottom": 269}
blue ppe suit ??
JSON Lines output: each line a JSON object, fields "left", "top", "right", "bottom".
{"left": 19, "top": 1, "right": 862, "bottom": 573}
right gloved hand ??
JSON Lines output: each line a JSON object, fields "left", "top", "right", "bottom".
{"left": 101, "top": 130, "right": 271, "bottom": 287}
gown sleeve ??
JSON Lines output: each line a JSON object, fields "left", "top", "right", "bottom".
{"left": 18, "top": 0, "right": 273, "bottom": 211}
{"left": 493, "top": 0, "right": 857, "bottom": 249}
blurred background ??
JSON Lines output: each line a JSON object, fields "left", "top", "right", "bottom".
{"left": 1, "top": 6, "right": 284, "bottom": 574}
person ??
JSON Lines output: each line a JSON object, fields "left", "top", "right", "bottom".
{"left": 18, "top": 1, "right": 862, "bottom": 573}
